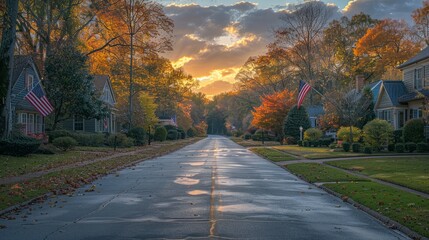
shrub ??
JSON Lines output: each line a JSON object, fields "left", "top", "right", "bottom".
{"left": 363, "top": 119, "right": 394, "bottom": 151}
{"left": 337, "top": 126, "right": 362, "bottom": 142}
{"left": 329, "top": 143, "right": 337, "bottom": 149}
{"left": 243, "top": 133, "right": 252, "bottom": 140}
{"left": 403, "top": 119, "right": 425, "bottom": 143}
{"left": 52, "top": 137, "right": 77, "bottom": 151}
{"left": 387, "top": 144, "right": 395, "bottom": 152}
{"left": 71, "top": 133, "right": 105, "bottom": 147}
{"left": 0, "top": 136, "right": 41, "bottom": 156}
{"left": 297, "top": 140, "right": 303, "bottom": 146}
{"left": 395, "top": 143, "right": 405, "bottom": 153}
{"left": 342, "top": 142, "right": 350, "bottom": 152}
{"left": 107, "top": 133, "right": 134, "bottom": 148}
{"left": 303, "top": 141, "right": 310, "bottom": 147}
{"left": 319, "top": 137, "right": 333, "bottom": 147}
{"left": 393, "top": 129, "right": 403, "bottom": 144}
{"left": 304, "top": 128, "right": 323, "bottom": 142}
{"left": 167, "top": 129, "right": 179, "bottom": 140}
{"left": 128, "top": 127, "right": 146, "bottom": 146}
{"left": 252, "top": 130, "right": 276, "bottom": 141}
{"left": 364, "top": 146, "right": 372, "bottom": 154}
{"left": 284, "top": 136, "right": 297, "bottom": 145}
{"left": 405, "top": 142, "right": 417, "bottom": 153}
{"left": 47, "top": 130, "right": 72, "bottom": 143}
{"left": 417, "top": 142, "right": 429, "bottom": 153}
{"left": 164, "top": 125, "right": 177, "bottom": 131}
{"left": 187, "top": 128, "right": 196, "bottom": 138}
{"left": 177, "top": 128, "right": 186, "bottom": 139}
{"left": 154, "top": 126, "right": 167, "bottom": 142}
{"left": 352, "top": 143, "right": 361, "bottom": 153}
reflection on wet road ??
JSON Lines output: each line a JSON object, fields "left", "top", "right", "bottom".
{"left": 0, "top": 136, "right": 408, "bottom": 239}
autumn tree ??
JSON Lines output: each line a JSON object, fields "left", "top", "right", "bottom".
{"left": 323, "top": 13, "right": 378, "bottom": 86}
{"left": 354, "top": 19, "right": 422, "bottom": 80}
{"left": 412, "top": 0, "right": 429, "bottom": 45}
{"left": 251, "top": 89, "right": 296, "bottom": 142}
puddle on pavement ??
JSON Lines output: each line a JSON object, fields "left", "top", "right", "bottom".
{"left": 218, "top": 204, "right": 271, "bottom": 213}
{"left": 187, "top": 190, "right": 209, "bottom": 196}
{"left": 174, "top": 177, "right": 200, "bottom": 185}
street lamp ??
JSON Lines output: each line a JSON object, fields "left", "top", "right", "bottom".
{"left": 299, "top": 126, "right": 303, "bottom": 141}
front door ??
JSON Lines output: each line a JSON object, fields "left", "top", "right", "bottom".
{"left": 398, "top": 110, "right": 405, "bottom": 129}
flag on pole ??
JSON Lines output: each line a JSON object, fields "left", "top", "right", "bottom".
{"left": 297, "top": 80, "right": 311, "bottom": 109}
{"left": 24, "top": 83, "right": 54, "bottom": 117}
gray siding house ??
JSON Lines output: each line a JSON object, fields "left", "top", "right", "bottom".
{"left": 11, "top": 56, "right": 47, "bottom": 136}
{"left": 62, "top": 75, "right": 117, "bottom": 133}
{"left": 369, "top": 46, "right": 429, "bottom": 132}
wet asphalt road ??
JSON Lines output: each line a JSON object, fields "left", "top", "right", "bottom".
{"left": 0, "top": 136, "right": 408, "bottom": 239}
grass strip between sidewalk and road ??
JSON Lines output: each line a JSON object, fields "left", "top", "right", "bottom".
{"left": 285, "top": 162, "right": 429, "bottom": 238}
{"left": 250, "top": 148, "right": 297, "bottom": 162}
{"left": 0, "top": 138, "right": 203, "bottom": 212}
{"left": 274, "top": 145, "right": 368, "bottom": 159}
{"left": 326, "top": 156, "right": 429, "bottom": 194}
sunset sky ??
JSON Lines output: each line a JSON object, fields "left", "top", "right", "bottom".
{"left": 159, "top": 0, "right": 423, "bottom": 94}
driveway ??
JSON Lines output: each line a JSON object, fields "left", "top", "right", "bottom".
{"left": 0, "top": 136, "right": 408, "bottom": 239}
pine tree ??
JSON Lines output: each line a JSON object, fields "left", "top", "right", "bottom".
{"left": 284, "top": 105, "right": 311, "bottom": 141}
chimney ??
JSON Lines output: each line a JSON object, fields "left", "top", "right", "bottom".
{"left": 356, "top": 75, "right": 365, "bottom": 91}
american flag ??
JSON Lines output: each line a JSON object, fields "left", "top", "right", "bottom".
{"left": 297, "top": 80, "right": 311, "bottom": 109}
{"left": 25, "top": 83, "right": 54, "bottom": 117}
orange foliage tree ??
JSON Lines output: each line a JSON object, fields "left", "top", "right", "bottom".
{"left": 412, "top": 0, "right": 429, "bottom": 45}
{"left": 354, "top": 19, "right": 422, "bottom": 80}
{"left": 251, "top": 89, "right": 296, "bottom": 141}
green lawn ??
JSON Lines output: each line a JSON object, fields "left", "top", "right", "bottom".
{"left": 250, "top": 148, "right": 297, "bottom": 162}
{"left": 0, "top": 151, "right": 104, "bottom": 178}
{"left": 274, "top": 145, "right": 368, "bottom": 159}
{"left": 285, "top": 162, "right": 429, "bottom": 237}
{"left": 285, "top": 163, "right": 366, "bottom": 183}
{"left": 231, "top": 137, "right": 280, "bottom": 147}
{"left": 327, "top": 157, "right": 429, "bottom": 194}
{"left": 325, "top": 182, "right": 429, "bottom": 237}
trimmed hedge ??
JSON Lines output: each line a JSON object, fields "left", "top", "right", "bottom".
{"left": 128, "top": 127, "right": 146, "bottom": 146}
{"left": 167, "top": 129, "right": 179, "bottom": 140}
{"left": 47, "top": 130, "right": 72, "bottom": 143}
{"left": 53, "top": 137, "right": 77, "bottom": 151}
{"left": 352, "top": 143, "right": 361, "bottom": 153}
{"left": 342, "top": 142, "right": 351, "bottom": 152}
{"left": 107, "top": 133, "right": 134, "bottom": 148}
{"left": 71, "top": 133, "right": 105, "bottom": 147}
{"left": 417, "top": 142, "right": 429, "bottom": 153}
{"left": 0, "top": 137, "right": 41, "bottom": 156}
{"left": 154, "top": 126, "right": 167, "bottom": 142}
{"left": 297, "top": 140, "right": 303, "bottom": 146}
{"left": 403, "top": 119, "right": 425, "bottom": 143}
{"left": 364, "top": 146, "right": 372, "bottom": 154}
{"left": 405, "top": 142, "right": 417, "bottom": 153}
{"left": 395, "top": 143, "right": 405, "bottom": 153}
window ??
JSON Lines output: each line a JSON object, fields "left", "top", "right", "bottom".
{"left": 74, "top": 115, "right": 84, "bottom": 131}
{"left": 26, "top": 74, "right": 34, "bottom": 91}
{"left": 378, "top": 109, "right": 393, "bottom": 124}
{"left": 414, "top": 68, "right": 423, "bottom": 90}
{"left": 18, "top": 113, "right": 28, "bottom": 133}
{"left": 409, "top": 109, "right": 423, "bottom": 119}
{"left": 28, "top": 114, "right": 34, "bottom": 134}
{"left": 35, "top": 115, "right": 43, "bottom": 133}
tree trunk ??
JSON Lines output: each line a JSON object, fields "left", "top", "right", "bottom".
{"left": 1, "top": 0, "right": 18, "bottom": 139}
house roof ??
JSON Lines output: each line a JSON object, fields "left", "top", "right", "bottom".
{"left": 93, "top": 75, "right": 116, "bottom": 104}
{"left": 306, "top": 105, "right": 324, "bottom": 117}
{"left": 397, "top": 46, "right": 429, "bottom": 69}
{"left": 382, "top": 81, "right": 408, "bottom": 106}
{"left": 398, "top": 89, "right": 429, "bottom": 103}
{"left": 12, "top": 55, "right": 33, "bottom": 86}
